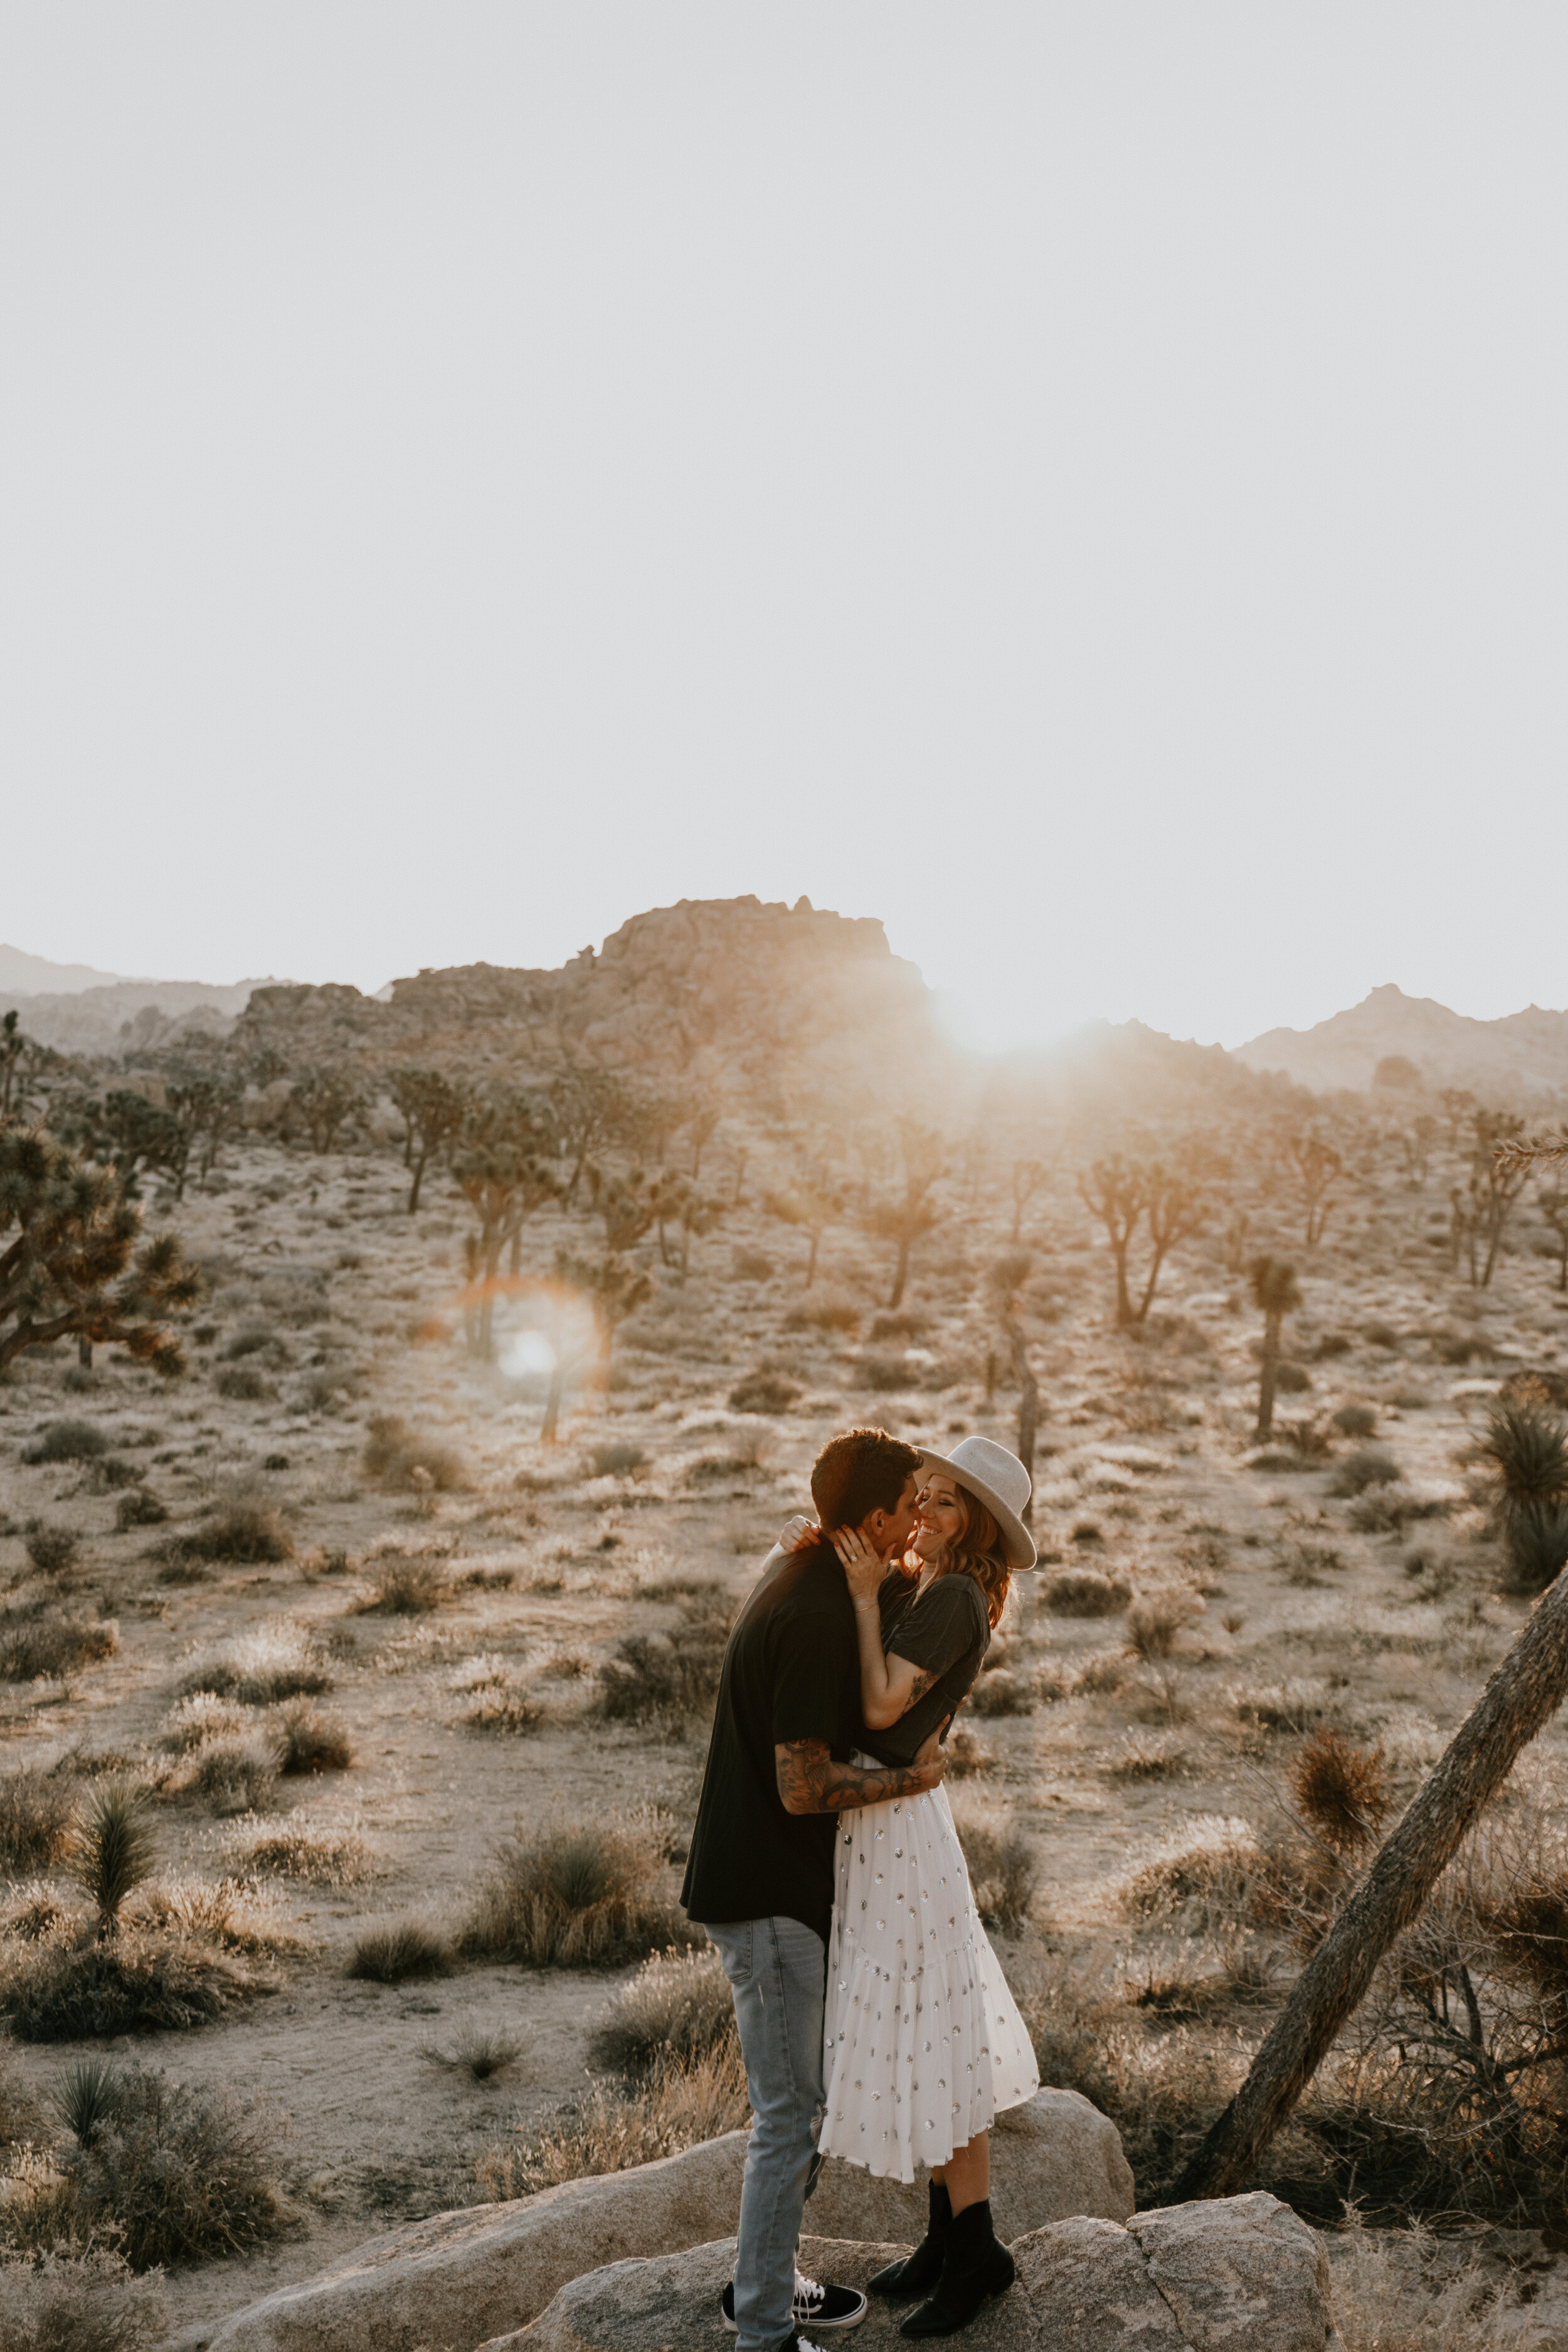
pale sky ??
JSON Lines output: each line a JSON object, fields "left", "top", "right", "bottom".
{"left": 3, "top": 7, "right": 1565, "bottom": 1052}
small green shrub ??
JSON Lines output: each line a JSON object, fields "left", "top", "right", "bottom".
{"left": 347, "top": 1915, "right": 454, "bottom": 1984}
{"left": 20, "top": 1422, "right": 108, "bottom": 1466}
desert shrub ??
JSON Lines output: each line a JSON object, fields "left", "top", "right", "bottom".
{"left": 1348, "top": 1483, "right": 1444, "bottom": 1535}
{"left": 423, "top": 2022, "right": 524, "bottom": 2082}
{"left": 157, "top": 1691, "right": 248, "bottom": 1752}
{"left": 1274, "top": 1362, "right": 1311, "bottom": 1393}
{"left": 857, "top": 1353, "right": 910, "bottom": 1392}
{"left": 0, "top": 1613, "right": 117, "bottom": 1685}
{"left": 727, "top": 1371, "right": 802, "bottom": 1415}
{"left": 188, "top": 1740, "right": 277, "bottom": 1814}
{"left": 1069, "top": 1518, "right": 1103, "bottom": 1545}
{"left": 157, "top": 1495, "right": 294, "bottom": 1570}
{"left": 1432, "top": 1330, "right": 1497, "bottom": 1365}
{"left": 22, "top": 1527, "right": 79, "bottom": 1577}
{"left": 134, "top": 1877, "right": 301, "bottom": 1957}
{"left": 215, "top": 1367, "right": 268, "bottom": 1402}
{"left": 968, "top": 1670, "right": 1034, "bottom": 1719}
{"left": 783, "top": 1297, "right": 860, "bottom": 1335}
{"left": 1498, "top": 1497, "right": 1568, "bottom": 1593}
{"left": 586, "top": 1441, "right": 648, "bottom": 1478}
{"left": 114, "top": 1488, "right": 167, "bottom": 1531}
{"left": 474, "top": 2040, "right": 748, "bottom": 2200}
{"left": 1104, "top": 1730, "right": 1192, "bottom": 1781}
{"left": 460, "top": 1815, "right": 696, "bottom": 1969}
{"left": 1125, "top": 1584, "right": 1204, "bottom": 1660}
{"left": 226, "top": 1817, "right": 375, "bottom": 1886}
{"left": 955, "top": 1810, "right": 1038, "bottom": 1931}
{"left": 20, "top": 1422, "right": 107, "bottom": 1466}
{"left": 590, "top": 1943, "right": 736, "bottom": 2074}
{"left": 1115, "top": 1815, "right": 1262, "bottom": 1926}
{"left": 451, "top": 1655, "right": 543, "bottom": 1735}
{"left": 869, "top": 1310, "right": 927, "bottom": 1341}
{"left": 1041, "top": 1567, "right": 1131, "bottom": 1617}
{"left": 1331, "top": 1448, "right": 1401, "bottom": 1497}
{"left": 945, "top": 1725, "right": 992, "bottom": 1777}
{"left": 1478, "top": 1394, "right": 1568, "bottom": 1593}
{"left": 347, "top": 1915, "right": 455, "bottom": 1984}
{"left": 0, "top": 1931, "right": 253, "bottom": 2040}
{"left": 1230, "top": 1678, "right": 1330, "bottom": 1734}
{"left": 1332, "top": 1402, "right": 1377, "bottom": 1438}
{"left": 70, "top": 1783, "right": 157, "bottom": 1937}
{"left": 0, "top": 1770, "right": 75, "bottom": 1874}
{"left": 1289, "top": 1730, "right": 1391, "bottom": 1856}
{"left": 179, "top": 1619, "right": 331, "bottom": 1704}
{"left": 0, "top": 2248, "right": 169, "bottom": 2350}
{"left": 1074, "top": 1647, "right": 1130, "bottom": 1697}
{"left": 598, "top": 1596, "right": 730, "bottom": 1727}
{"left": 272, "top": 1705, "right": 352, "bottom": 1774}
{"left": 1362, "top": 1320, "right": 1401, "bottom": 1351}
{"left": 358, "top": 1553, "right": 449, "bottom": 1614}
{"left": 363, "top": 1414, "right": 465, "bottom": 1493}
{"left": 56, "top": 2063, "right": 291, "bottom": 2269}
{"left": 731, "top": 1248, "right": 774, "bottom": 1282}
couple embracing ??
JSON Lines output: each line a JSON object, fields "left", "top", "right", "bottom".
{"left": 681, "top": 1426, "right": 1040, "bottom": 2352}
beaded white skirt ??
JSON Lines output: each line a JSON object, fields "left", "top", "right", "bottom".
{"left": 818, "top": 1768, "right": 1039, "bottom": 2183}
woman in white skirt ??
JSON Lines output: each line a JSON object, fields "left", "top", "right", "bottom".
{"left": 787, "top": 1435, "right": 1040, "bottom": 2338}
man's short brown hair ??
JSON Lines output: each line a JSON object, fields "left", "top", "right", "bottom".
{"left": 811, "top": 1428, "right": 923, "bottom": 1533}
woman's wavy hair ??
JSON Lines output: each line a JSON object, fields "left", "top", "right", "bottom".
{"left": 931, "top": 1486, "right": 1011, "bottom": 1629}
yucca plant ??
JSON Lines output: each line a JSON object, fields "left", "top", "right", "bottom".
{"left": 54, "top": 2053, "right": 126, "bottom": 2146}
{"left": 1249, "top": 1254, "right": 1302, "bottom": 1440}
{"left": 72, "top": 1779, "right": 159, "bottom": 1939}
{"left": 1480, "top": 1395, "right": 1568, "bottom": 1592}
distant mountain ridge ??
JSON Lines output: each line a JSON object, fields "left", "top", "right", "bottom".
{"left": 1235, "top": 984, "right": 1568, "bottom": 1101}
{"left": 1, "top": 942, "right": 284, "bottom": 1057}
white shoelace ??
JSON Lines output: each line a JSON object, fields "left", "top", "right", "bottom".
{"left": 795, "top": 2274, "right": 825, "bottom": 2311}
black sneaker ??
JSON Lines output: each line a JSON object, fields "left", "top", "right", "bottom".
{"left": 721, "top": 2272, "right": 869, "bottom": 2334}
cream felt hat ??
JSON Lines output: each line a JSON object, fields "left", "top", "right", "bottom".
{"left": 917, "top": 1434, "right": 1036, "bottom": 1571}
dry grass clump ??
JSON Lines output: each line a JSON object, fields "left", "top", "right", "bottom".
{"left": 0, "top": 1610, "right": 117, "bottom": 1684}
{"left": 1040, "top": 1567, "right": 1131, "bottom": 1616}
{"left": 1330, "top": 1447, "right": 1401, "bottom": 1498}
{"left": 727, "top": 1371, "right": 801, "bottom": 1415}
{"left": 179, "top": 1618, "right": 332, "bottom": 1705}
{"left": 590, "top": 1944, "right": 736, "bottom": 2074}
{"left": 22, "top": 1525, "right": 79, "bottom": 1577}
{"left": 1125, "top": 1583, "right": 1204, "bottom": 1660}
{"left": 215, "top": 1365, "right": 269, "bottom": 1402}
{"left": 347, "top": 1914, "right": 455, "bottom": 1984}
{"left": 114, "top": 1487, "right": 167, "bottom": 1531}
{"left": 158, "top": 1690, "right": 250, "bottom": 1752}
{"left": 968, "top": 1670, "right": 1034, "bottom": 1718}
{"left": 783, "top": 1297, "right": 860, "bottom": 1335}
{"left": 1325, "top": 2218, "right": 1550, "bottom": 2352}
{"left": 1104, "top": 1730, "right": 1193, "bottom": 1781}
{"left": 156, "top": 1493, "right": 294, "bottom": 1571}
{"left": 422, "top": 2021, "right": 526, "bottom": 2082}
{"left": 450, "top": 1656, "right": 542, "bottom": 1735}
{"left": 598, "top": 1595, "right": 731, "bottom": 1727}
{"left": 1289, "top": 1730, "right": 1392, "bottom": 1857}
{"left": 225, "top": 1814, "right": 376, "bottom": 1887}
{"left": 0, "top": 1928, "right": 255, "bottom": 2042}
{"left": 474, "top": 2040, "right": 748, "bottom": 2201}
{"left": 134, "top": 1876, "right": 305, "bottom": 1956}
{"left": 460, "top": 1816, "right": 696, "bottom": 1969}
{"left": 186, "top": 1739, "right": 278, "bottom": 1814}
{"left": 357, "top": 1552, "right": 450, "bottom": 1614}
{"left": 1113, "top": 1814, "right": 1262, "bottom": 1927}
{"left": 586, "top": 1440, "right": 649, "bottom": 1478}
{"left": 273, "top": 1704, "right": 353, "bottom": 1774}
{"left": 0, "top": 2247, "right": 170, "bottom": 2350}
{"left": 363, "top": 1414, "right": 465, "bottom": 1494}
{"left": 955, "top": 1805, "right": 1039, "bottom": 1932}
{"left": 944, "top": 1724, "right": 993, "bottom": 1777}
{"left": 1, "top": 2061, "right": 294, "bottom": 2270}
{"left": 1230, "top": 1678, "right": 1330, "bottom": 1734}
{"left": 0, "top": 1769, "right": 75, "bottom": 1873}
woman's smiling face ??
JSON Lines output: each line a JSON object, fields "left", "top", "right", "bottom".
{"left": 911, "top": 1471, "right": 964, "bottom": 1562}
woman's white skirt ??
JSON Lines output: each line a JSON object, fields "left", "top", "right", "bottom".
{"left": 818, "top": 1768, "right": 1039, "bottom": 2183}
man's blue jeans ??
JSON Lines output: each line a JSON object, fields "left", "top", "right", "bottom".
{"left": 706, "top": 1916, "right": 825, "bottom": 2352}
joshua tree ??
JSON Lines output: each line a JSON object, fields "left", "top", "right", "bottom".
{"left": 452, "top": 1095, "right": 561, "bottom": 1359}
{"left": 684, "top": 1093, "right": 721, "bottom": 1180}
{"left": 1395, "top": 1113, "right": 1439, "bottom": 1189}
{"left": 1249, "top": 1253, "right": 1301, "bottom": 1439}
{"left": 988, "top": 1249, "right": 1039, "bottom": 1509}
{"left": 1539, "top": 1184, "right": 1568, "bottom": 1294}
{"left": 166, "top": 1067, "right": 245, "bottom": 1184}
{"left": 73, "top": 1779, "right": 159, "bottom": 1940}
{"left": 100, "top": 1090, "right": 192, "bottom": 1200}
{"left": 288, "top": 1066, "right": 365, "bottom": 1153}
{"left": 389, "top": 1067, "right": 470, "bottom": 1213}
{"left": 648, "top": 1172, "right": 725, "bottom": 1275}
{"left": 586, "top": 1163, "right": 655, "bottom": 1255}
{"left": 1285, "top": 1130, "right": 1343, "bottom": 1246}
{"left": 1460, "top": 1110, "right": 1530, "bottom": 1287}
{"left": 1077, "top": 1150, "right": 1206, "bottom": 1327}
{"left": 0, "top": 1122, "right": 199, "bottom": 1374}
{"left": 1222, "top": 1207, "right": 1251, "bottom": 1275}
{"left": 869, "top": 1122, "right": 945, "bottom": 1311}
{"left": 556, "top": 1248, "right": 652, "bottom": 1387}
{"left": 763, "top": 1170, "right": 845, "bottom": 1288}
{"left": 0, "top": 1012, "right": 25, "bottom": 1118}
{"left": 549, "top": 1068, "right": 629, "bottom": 1208}
{"left": 1438, "top": 1085, "right": 1478, "bottom": 1148}
{"left": 1010, "top": 1158, "right": 1047, "bottom": 1244}
{"left": 1166, "top": 1518, "right": 1568, "bottom": 2205}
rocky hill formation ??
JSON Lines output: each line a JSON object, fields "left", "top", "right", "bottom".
{"left": 1236, "top": 983, "right": 1568, "bottom": 1102}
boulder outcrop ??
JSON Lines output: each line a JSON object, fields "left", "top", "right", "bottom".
{"left": 494, "top": 2196, "right": 1336, "bottom": 2351}
{"left": 193, "top": 2090, "right": 1128, "bottom": 2352}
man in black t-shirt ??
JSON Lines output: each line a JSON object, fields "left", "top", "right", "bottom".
{"left": 682, "top": 1428, "right": 949, "bottom": 2352}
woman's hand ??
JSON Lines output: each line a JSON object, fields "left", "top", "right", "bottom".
{"left": 778, "top": 1513, "right": 818, "bottom": 1554}
{"left": 830, "top": 1524, "right": 887, "bottom": 1608}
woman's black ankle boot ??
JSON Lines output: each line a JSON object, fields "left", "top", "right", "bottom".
{"left": 869, "top": 2181, "right": 952, "bottom": 2297}
{"left": 899, "top": 2198, "right": 1015, "bottom": 2337}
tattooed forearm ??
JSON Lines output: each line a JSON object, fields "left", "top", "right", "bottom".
{"left": 775, "top": 1737, "right": 943, "bottom": 1815}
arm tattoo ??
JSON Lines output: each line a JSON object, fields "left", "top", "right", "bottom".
{"left": 901, "top": 1665, "right": 938, "bottom": 1713}
{"left": 775, "top": 1738, "right": 937, "bottom": 1815}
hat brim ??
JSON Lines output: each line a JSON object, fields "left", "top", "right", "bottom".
{"left": 918, "top": 1448, "right": 1037, "bottom": 1571}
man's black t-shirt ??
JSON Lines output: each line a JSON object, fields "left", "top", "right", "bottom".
{"left": 681, "top": 1542, "right": 860, "bottom": 1947}
{"left": 859, "top": 1571, "right": 991, "bottom": 1767}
